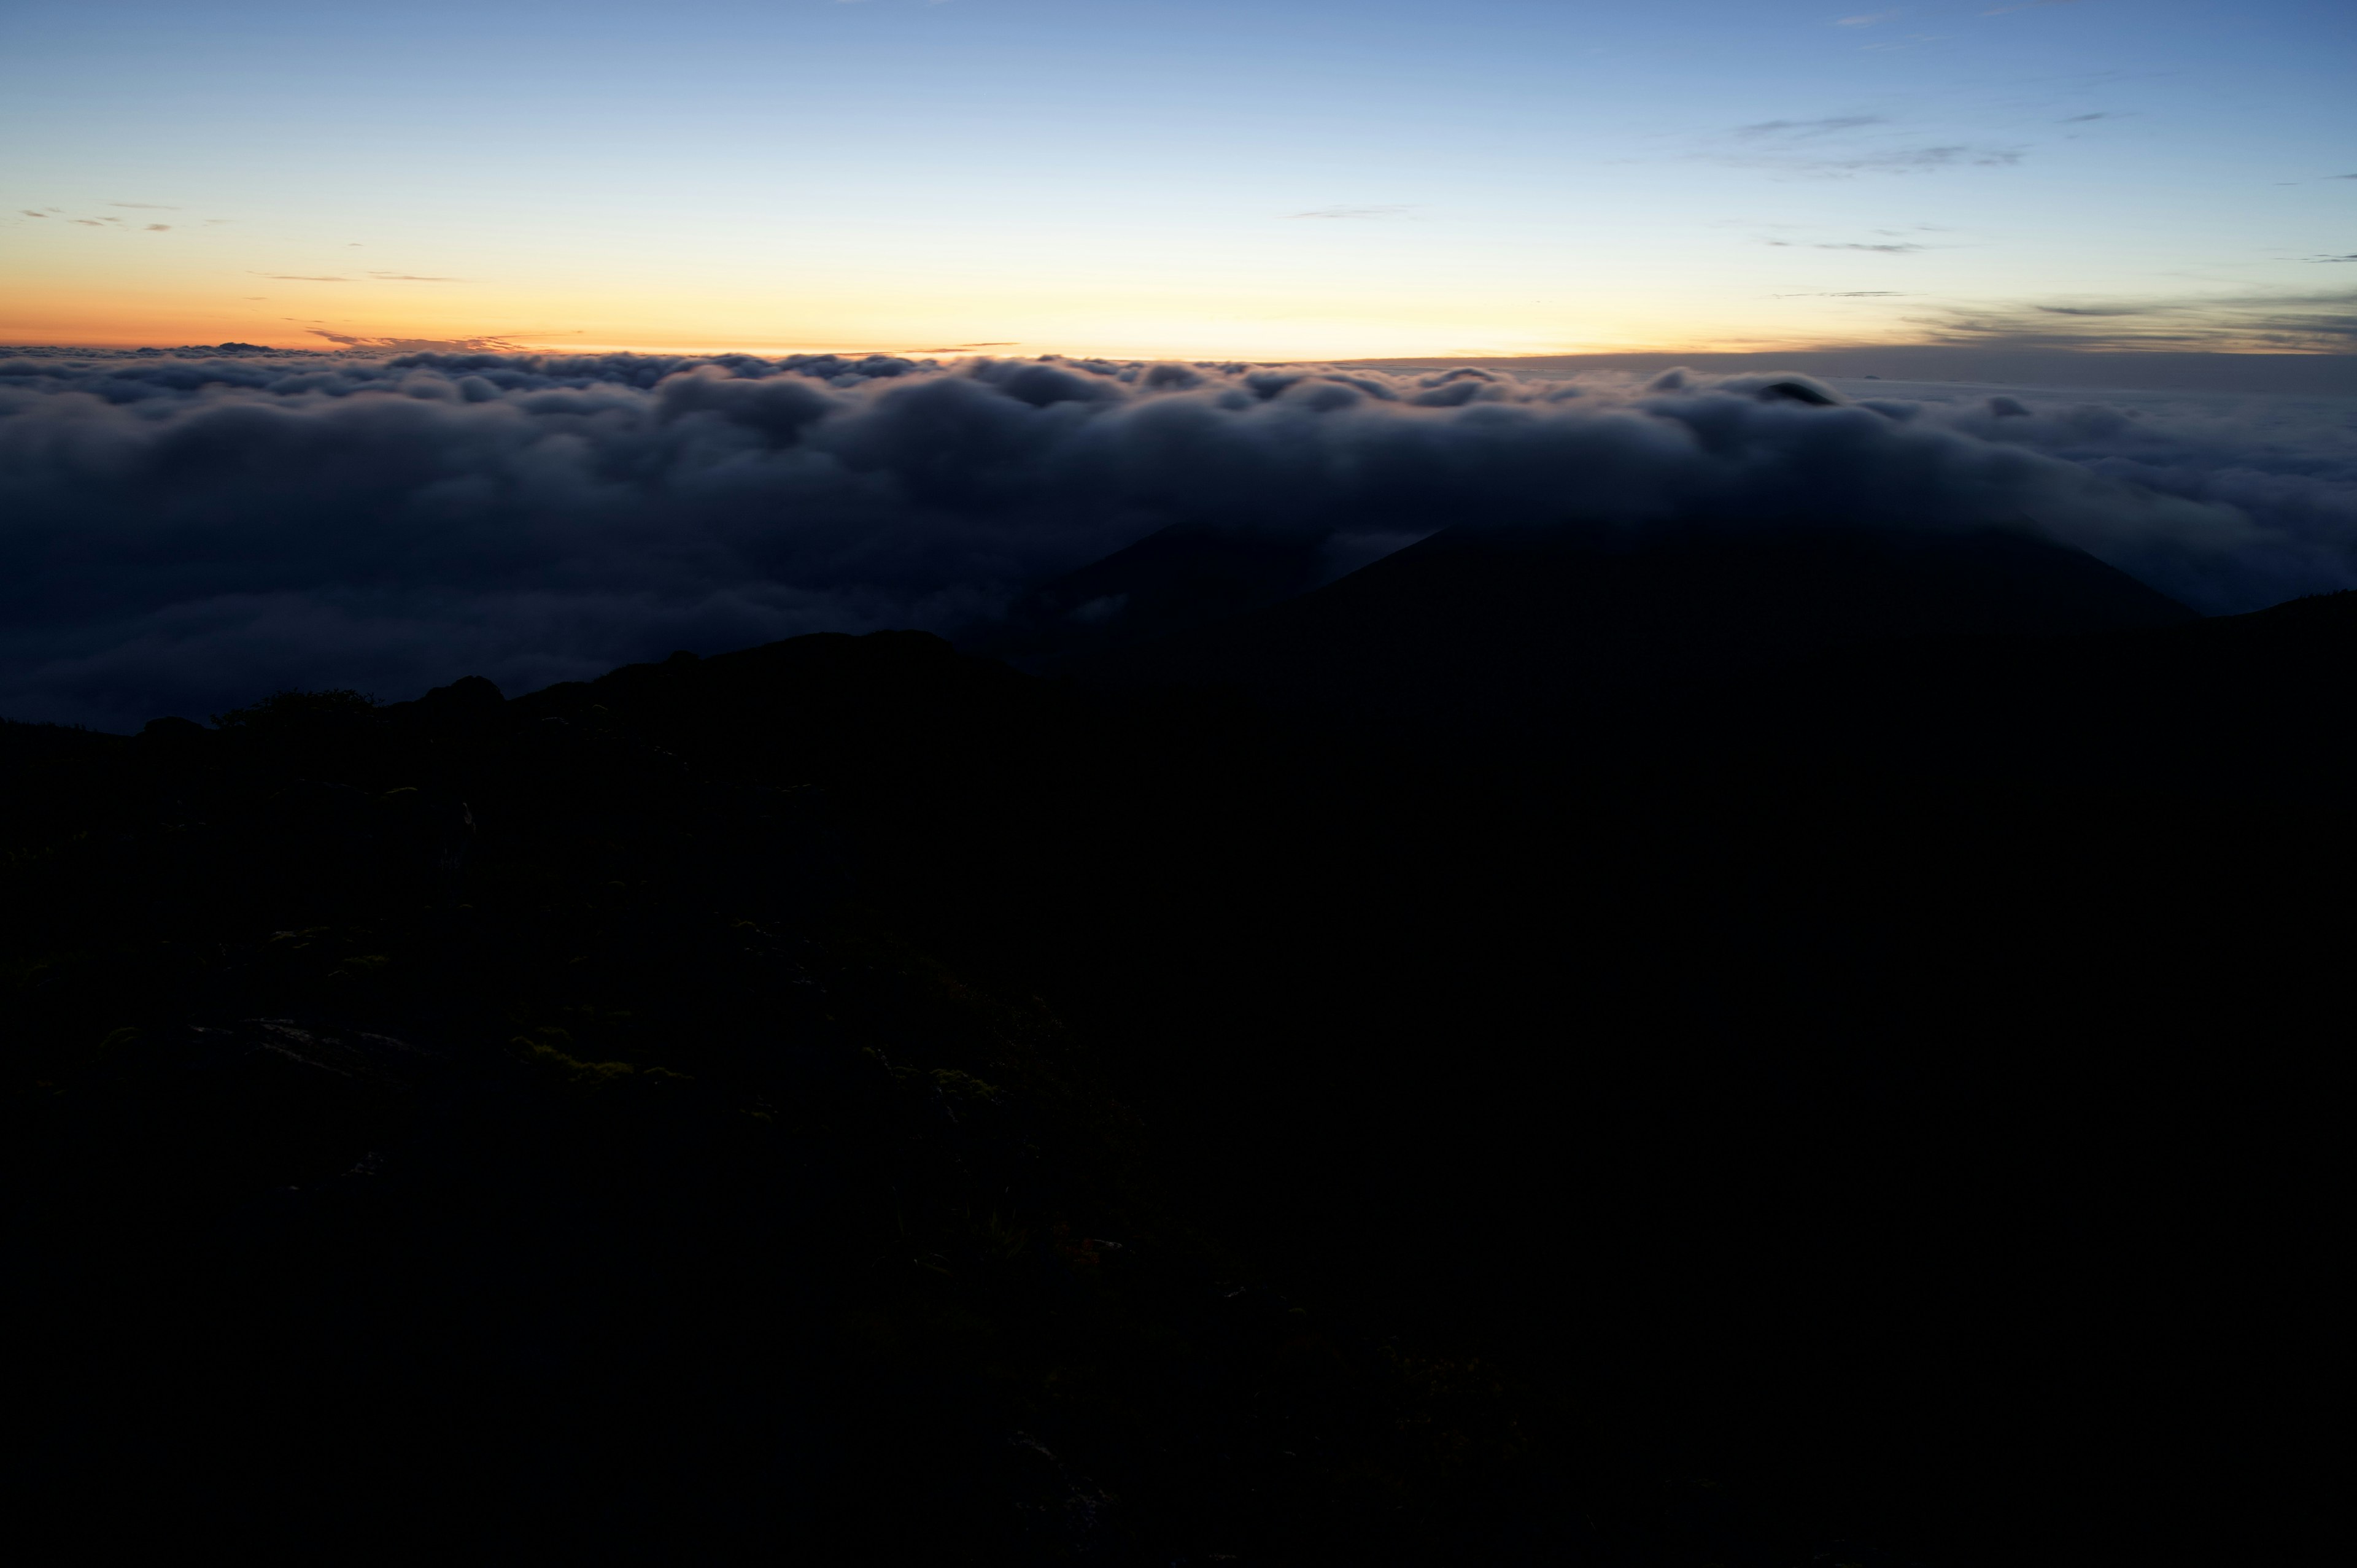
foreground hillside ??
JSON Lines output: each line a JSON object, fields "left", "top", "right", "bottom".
{"left": 6, "top": 549, "right": 2345, "bottom": 1562}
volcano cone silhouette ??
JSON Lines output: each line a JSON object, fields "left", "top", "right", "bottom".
{"left": 1073, "top": 523, "right": 2197, "bottom": 739}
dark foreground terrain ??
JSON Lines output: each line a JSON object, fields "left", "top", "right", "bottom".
{"left": 4, "top": 525, "right": 2340, "bottom": 1563}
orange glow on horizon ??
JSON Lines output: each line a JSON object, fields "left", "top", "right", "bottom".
{"left": 0, "top": 235, "right": 1938, "bottom": 363}
{"left": 0, "top": 290, "right": 1911, "bottom": 365}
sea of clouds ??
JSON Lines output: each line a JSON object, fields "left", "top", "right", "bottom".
{"left": 4, "top": 349, "right": 2353, "bottom": 731}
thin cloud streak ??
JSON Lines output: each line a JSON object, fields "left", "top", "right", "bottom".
{"left": 1737, "top": 116, "right": 1886, "bottom": 137}
{"left": 304, "top": 331, "right": 536, "bottom": 351}
{"left": 1915, "top": 287, "right": 2357, "bottom": 352}
{"left": 1717, "top": 116, "right": 2027, "bottom": 177}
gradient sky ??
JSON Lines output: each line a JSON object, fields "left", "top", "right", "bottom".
{"left": 3, "top": 0, "right": 2350, "bottom": 359}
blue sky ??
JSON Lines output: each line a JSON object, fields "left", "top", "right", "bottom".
{"left": 4, "top": 0, "right": 2351, "bottom": 357}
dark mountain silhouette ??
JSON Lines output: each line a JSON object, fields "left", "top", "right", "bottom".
{"left": 4, "top": 541, "right": 2337, "bottom": 1565}
{"left": 1072, "top": 522, "right": 2197, "bottom": 740}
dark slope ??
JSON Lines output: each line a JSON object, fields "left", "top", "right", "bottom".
{"left": 2, "top": 641, "right": 1557, "bottom": 1565}
{"left": 1074, "top": 523, "right": 2196, "bottom": 740}
{"left": 7, "top": 579, "right": 2345, "bottom": 1564}
{"left": 1740, "top": 583, "right": 2357, "bottom": 798}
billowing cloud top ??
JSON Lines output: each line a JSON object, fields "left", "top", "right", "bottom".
{"left": 2, "top": 350, "right": 2349, "bottom": 730}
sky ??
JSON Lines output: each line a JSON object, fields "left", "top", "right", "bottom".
{"left": 2, "top": 0, "right": 2351, "bottom": 360}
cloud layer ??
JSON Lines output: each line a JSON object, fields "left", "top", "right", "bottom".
{"left": 2, "top": 349, "right": 2349, "bottom": 730}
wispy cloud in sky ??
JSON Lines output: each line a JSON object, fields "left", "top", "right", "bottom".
{"left": 1918, "top": 287, "right": 2357, "bottom": 351}
{"left": 1791, "top": 241, "right": 1932, "bottom": 253}
{"left": 1284, "top": 205, "right": 1414, "bottom": 220}
{"left": 1720, "top": 115, "right": 2026, "bottom": 178}
{"left": 1821, "top": 145, "right": 2024, "bottom": 174}
{"left": 1736, "top": 116, "right": 1886, "bottom": 137}
{"left": 306, "top": 331, "right": 533, "bottom": 351}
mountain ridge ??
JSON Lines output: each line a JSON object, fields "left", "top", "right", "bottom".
{"left": 1063, "top": 521, "right": 2197, "bottom": 746}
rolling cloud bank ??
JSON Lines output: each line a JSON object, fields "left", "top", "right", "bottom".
{"left": 4, "top": 349, "right": 2353, "bottom": 731}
